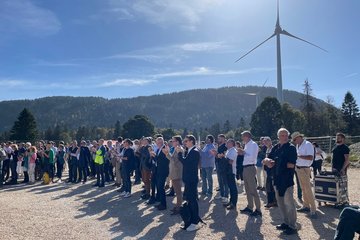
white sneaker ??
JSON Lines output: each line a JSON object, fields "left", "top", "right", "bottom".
{"left": 124, "top": 192, "right": 131, "bottom": 198}
{"left": 186, "top": 223, "right": 202, "bottom": 232}
{"left": 120, "top": 191, "right": 127, "bottom": 196}
{"left": 214, "top": 195, "right": 222, "bottom": 200}
{"left": 58, "top": 179, "right": 62, "bottom": 183}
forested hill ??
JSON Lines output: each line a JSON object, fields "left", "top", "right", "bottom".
{"left": 0, "top": 86, "right": 327, "bottom": 132}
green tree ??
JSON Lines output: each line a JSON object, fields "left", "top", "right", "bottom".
{"left": 250, "top": 97, "right": 282, "bottom": 138}
{"left": 52, "top": 124, "right": 61, "bottom": 141}
{"left": 237, "top": 117, "right": 246, "bottom": 129}
{"left": 325, "top": 96, "right": 346, "bottom": 135}
{"left": 209, "top": 123, "right": 221, "bottom": 137}
{"left": 281, "top": 103, "right": 305, "bottom": 133}
{"left": 341, "top": 91, "right": 360, "bottom": 134}
{"left": 182, "top": 128, "right": 189, "bottom": 138}
{"left": 121, "top": 115, "right": 155, "bottom": 139}
{"left": 301, "top": 79, "right": 317, "bottom": 135}
{"left": 10, "top": 108, "right": 38, "bottom": 142}
{"left": 113, "top": 120, "right": 122, "bottom": 139}
{"left": 160, "top": 128, "right": 176, "bottom": 140}
{"left": 44, "top": 127, "right": 54, "bottom": 140}
{"left": 76, "top": 126, "right": 87, "bottom": 141}
{"left": 223, "top": 120, "right": 231, "bottom": 133}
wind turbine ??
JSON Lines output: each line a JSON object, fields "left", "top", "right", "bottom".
{"left": 235, "top": 0, "right": 327, "bottom": 103}
{"left": 244, "top": 78, "right": 268, "bottom": 107}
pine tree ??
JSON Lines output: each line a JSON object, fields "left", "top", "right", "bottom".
{"left": 341, "top": 91, "right": 360, "bottom": 134}
{"left": 301, "top": 79, "right": 317, "bottom": 135}
{"left": 113, "top": 120, "right": 122, "bottom": 139}
{"left": 10, "top": 108, "right": 38, "bottom": 142}
{"left": 223, "top": 120, "right": 231, "bottom": 133}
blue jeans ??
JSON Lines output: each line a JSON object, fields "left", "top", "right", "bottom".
{"left": 216, "top": 162, "right": 228, "bottom": 198}
{"left": 201, "top": 167, "right": 214, "bottom": 194}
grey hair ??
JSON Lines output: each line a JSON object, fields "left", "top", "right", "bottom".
{"left": 277, "top": 128, "right": 290, "bottom": 137}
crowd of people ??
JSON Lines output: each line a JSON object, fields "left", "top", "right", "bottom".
{"left": 0, "top": 129, "right": 358, "bottom": 238}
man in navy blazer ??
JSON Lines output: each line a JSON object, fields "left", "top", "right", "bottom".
{"left": 177, "top": 135, "right": 202, "bottom": 232}
{"left": 153, "top": 137, "right": 170, "bottom": 210}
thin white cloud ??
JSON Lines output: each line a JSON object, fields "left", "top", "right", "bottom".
{"left": 0, "top": 0, "right": 61, "bottom": 36}
{"left": 32, "top": 59, "right": 81, "bottom": 67}
{"left": 100, "top": 79, "right": 157, "bottom": 87}
{"left": 105, "top": 41, "right": 230, "bottom": 63}
{"left": 0, "top": 79, "right": 27, "bottom": 87}
{"left": 153, "top": 67, "right": 275, "bottom": 78}
{"left": 106, "top": 0, "right": 223, "bottom": 30}
{"left": 343, "top": 72, "right": 358, "bottom": 79}
{"left": 178, "top": 42, "right": 228, "bottom": 52}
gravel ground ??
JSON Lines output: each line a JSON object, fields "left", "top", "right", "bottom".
{"left": 1, "top": 169, "right": 359, "bottom": 240}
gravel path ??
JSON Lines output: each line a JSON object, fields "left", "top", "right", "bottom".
{"left": 1, "top": 169, "right": 359, "bottom": 240}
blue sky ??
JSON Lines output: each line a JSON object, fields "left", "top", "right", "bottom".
{"left": 0, "top": 0, "right": 359, "bottom": 106}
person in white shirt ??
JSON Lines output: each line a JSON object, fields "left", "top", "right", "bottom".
{"left": 238, "top": 131, "right": 262, "bottom": 217}
{"left": 223, "top": 139, "right": 238, "bottom": 210}
{"left": 291, "top": 131, "right": 317, "bottom": 218}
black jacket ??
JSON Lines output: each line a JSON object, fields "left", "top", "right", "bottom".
{"left": 155, "top": 149, "right": 169, "bottom": 177}
{"left": 179, "top": 147, "right": 200, "bottom": 184}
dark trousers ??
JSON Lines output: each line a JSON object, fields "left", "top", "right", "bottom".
{"left": 121, "top": 165, "right": 132, "bottom": 193}
{"left": 104, "top": 161, "right": 114, "bottom": 182}
{"left": 89, "top": 160, "right": 95, "bottom": 177}
{"left": 227, "top": 173, "right": 238, "bottom": 205}
{"left": 266, "top": 174, "right": 276, "bottom": 204}
{"left": 68, "top": 160, "right": 73, "bottom": 182}
{"left": 295, "top": 171, "right": 302, "bottom": 200}
{"left": 35, "top": 160, "right": 42, "bottom": 180}
{"left": 46, "top": 163, "right": 54, "bottom": 179}
{"left": 57, "top": 162, "right": 64, "bottom": 179}
{"left": 10, "top": 159, "right": 18, "bottom": 183}
{"left": 70, "top": 161, "right": 78, "bottom": 183}
{"left": 236, "top": 157, "right": 244, "bottom": 181}
{"left": 78, "top": 162, "right": 88, "bottom": 182}
{"left": 312, "top": 160, "right": 323, "bottom": 176}
{"left": 156, "top": 173, "right": 167, "bottom": 207}
{"left": 184, "top": 181, "right": 200, "bottom": 224}
{"left": 2, "top": 159, "right": 10, "bottom": 181}
{"left": 134, "top": 157, "right": 141, "bottom": 182}
{"left": 95, "top": 163, "right": 105, "bottom": 187}
{"left": 151, "top": 168, "right": 158, "bottom": 200}
{"left": 334, "top": 207, "right": 360, "bottom": 240}
{"left": 23, "top": 171, "right": 29, "bottom": 183}
{"left": 0, "top": 161, "right": 3, "bottom": 186}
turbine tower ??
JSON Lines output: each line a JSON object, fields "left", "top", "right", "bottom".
{"left": 235, "top": 0, "right": 327, "bottom": 103}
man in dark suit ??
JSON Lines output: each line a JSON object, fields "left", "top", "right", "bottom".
{"left": 78, "top": 140, "right": 91, "bottom": 184}
{"left": 152, "top": 137, "right": 169, "bottom": 210}
{"left": 177, "top": 135, "right": 202, "bottom": 232}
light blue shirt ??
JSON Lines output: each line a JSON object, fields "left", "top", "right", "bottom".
{"left": 201, "top": 144, "right": 215, "bottom": 168}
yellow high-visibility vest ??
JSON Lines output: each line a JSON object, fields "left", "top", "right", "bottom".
{"left": 94, "top": 148, "right": 104, "bottom": 164}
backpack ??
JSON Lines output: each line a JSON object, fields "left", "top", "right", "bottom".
{"left": 43, "top": 172, "right": 50, "bottom": 185}
{"left": 179, "top": 201, "right": 206, "bottom": 230}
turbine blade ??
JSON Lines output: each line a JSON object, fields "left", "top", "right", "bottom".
{"left": 276, "top": 0, "right": 280, "bottom": 26}
{"left": 235, "top": 33, "right": 276, "bottom": 62}
{"left": 281, "top": 30, "right": 328, "bottom": 52}
{"left": 257, "top": 77, "right": 269, "bottom": 94}
{"left": 262, "top": 77, "right": 269, "bottom": 87}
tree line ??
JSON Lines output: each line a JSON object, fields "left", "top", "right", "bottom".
{"left": 2, "top": 83, "right": 360, "bottom": 142}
